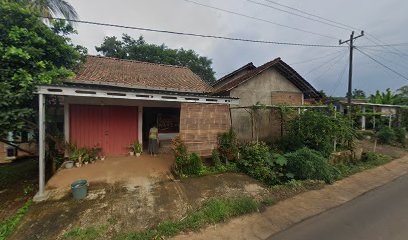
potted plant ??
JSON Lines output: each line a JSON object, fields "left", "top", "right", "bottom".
{"left": 129, "top": 141, "right": 142, "bottom": 157}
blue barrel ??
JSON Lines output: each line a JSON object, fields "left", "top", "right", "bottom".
{"left": 71, "top": 180, "right": 88, "bottom": 200}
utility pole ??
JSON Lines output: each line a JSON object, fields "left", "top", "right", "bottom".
{"left": 339, "top": 30, "right": 364, "bottom": 116}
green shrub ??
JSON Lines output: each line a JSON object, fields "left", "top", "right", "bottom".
{"left": 361, "top": 152, "right": 391, "bottom": 164}
{"left": 218, "top": 129, "right": 239, "bottom": 163}
{"left": 284, "top": 148, "right": 334, "bottom": 183}
{"left": 376, "top": 127, "right": 396, "bottom": 144}
{"left": 171, "top": 136, "right": 189, "bottom": 176}
{"left": 283, "top": 110, "right": 355, "bottom": 157}
{"left": 333, "top": 152, "right": 392, "bottom": 180}
{"left": 238, "top": 142, "right": 288, "bottom": 185}
{"left": 394, "top": 127, "right": 406, "bottom": 145}
{"left": 275, "top": 135, "right": 304, "bottom": 153}
{"left": 212, "top": 149, "right": 222, "bottom": 170}
{"left": 172, "top": 137, "right": 203, "bottom": 176}
{"left": 184, "top": 153, "right": 203, "bottom": 175}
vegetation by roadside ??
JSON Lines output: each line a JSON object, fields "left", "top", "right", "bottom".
{"left": 0, "top": 200, "right": 32, "bottom": 239}
{"left": 64, "top": 225, "right": 108, "bottom": 240}
{"left": 334, "top": 152, "right": 391, "bottom": 179}
{"left": 62, "top": 179, "right": 324, "bottom": 240}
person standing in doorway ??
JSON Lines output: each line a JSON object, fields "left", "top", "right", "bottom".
{"left": 148, "top": 125, "right": 159, "bottom": 156}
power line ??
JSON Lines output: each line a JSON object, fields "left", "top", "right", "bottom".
{"left": 247, "top": 0, "right": 351, "bottom": 31}
{"left": 289, "top": 49, "right": 345, "bottom": 65}
{"left": 329, "top": 60, "right": 349, "bottom": 96}
{"left": 263, "top": 0, "right": 358, "bottom": 31}
{"left": 261, "top": 0, "right": 408, "bottom": 57}
{"left": 181, "top": 0, "right": 338, "bottom": 40}
{"left": 362, "top": 48, "right": 408, "bottom": 70}
{"left": 42, "top": 16, "right": 345, "bottom": 48}
{"left": 365, "top": 33, "right": 408, "bottom": 57}
{"left": 305, "top": 50, "right": 347, "bottom": 75}
{"left": 355, "top": 47, "right": 408, "bottom": 82}
{"left": 309, "top": 51, "right": 348, "bottom": 82}
{"left": 357, "top": 43, "right": 408, "bottom": 47}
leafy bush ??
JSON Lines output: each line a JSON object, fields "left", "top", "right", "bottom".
{"left": 283, "top": 110, "right": 355, "bottom": 157}
{"left": 361, "top": 152, "right": 390, "bottom": 164}
{"left": 212, "top": 149, "right": 223, "bottom": 170}
{"left": 394, "top": 127, "right": 406, "bottom": 145}
{"left": 171, "top": 136, "right": 200, "bottom": 176}
{"left": 275, "top": 135, "right": 304, "bottom": 153}
{"left": 284, "top": 148, "right": 334, "bottom": 183}
{"left": 333, "top": 152, "right": 391, "bottom": 180}
{"left": 183, "top": 153, "right": 204, "bottom": 175}
{"left": 376, "top": 127, "right": 396, "bottom": 144}
{"left": 218, "top": 129, "right": 239, "bottom": 163}
{"left": 238, "top": 142, "right": 288, "bottom": 185}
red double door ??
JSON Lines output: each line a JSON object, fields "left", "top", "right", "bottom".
{"left": 70, "top": 105, "right": 138, "bottom": 156}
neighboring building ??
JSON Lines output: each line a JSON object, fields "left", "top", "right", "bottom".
{"left": 36, "top": 55, "right": 238, "bottom": 158}
{"left": 213, "top": 58, "right": 321, "bottom": 141}
{"left": 0, "top": 131, "right": 36, "bottom": 162}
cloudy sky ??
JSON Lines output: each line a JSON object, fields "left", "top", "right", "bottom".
{"left": 67, "top": 0, "right": 408, "bottom": 96}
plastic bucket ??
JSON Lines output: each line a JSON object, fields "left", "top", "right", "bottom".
{"left": 71, "top": 179, "right": 88, "bottom": 200}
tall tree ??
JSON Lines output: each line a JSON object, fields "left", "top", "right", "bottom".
{"left": 96, "top": 34, "right": 216, "bottom": 85}
{"left": 369, "top": 88, "right": 403, "bottom": 105}
{"left": 15, "top": 0, "right": 79, "bottom": 20}
{"left": 351, "top": 89, "right": 366, "bottom": 99}
{"left": 0, "top": 2, "right": 85, "bottom": 138}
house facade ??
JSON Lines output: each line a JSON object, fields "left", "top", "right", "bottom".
{"left": 37, "top": 55, "right": 237, "bottom": 157}
{"left": 213, "top": 58, "right": 321, "bottom": 141}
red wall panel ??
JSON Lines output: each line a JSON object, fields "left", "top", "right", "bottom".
{"left": 70, "top": 105, "right": 138, "bottom": 156}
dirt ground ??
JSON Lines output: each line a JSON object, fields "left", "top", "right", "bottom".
{"left": 10, "top": 173, "right": 273, "bottom": 240}
{"left": 46, "top": 154, "right": 174, "bottom": 190}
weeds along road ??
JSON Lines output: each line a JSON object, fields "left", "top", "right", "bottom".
{"left": 268, "top": 173, "right": 408, "bottom": 240}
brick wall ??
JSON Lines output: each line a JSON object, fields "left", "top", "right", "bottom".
{"left": 179, "top": 103, "right": 231, "bottom": 157}
{"left": 271, "top": 92, "right": 303, "bottom": 105}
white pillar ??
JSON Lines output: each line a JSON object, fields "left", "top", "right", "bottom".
{"left": 138, "top": 106, "right": 143, "bottom": 145}
{"left": 34, "top": 93, "right": 48, "bottom": 201}
{"left": 64, "top": 99, "right": 69, "bottom": 157}
{"left": 389, "top": 115, "right": 392, "bottom": 128}
{"left": 373, "top": 107, "right": 376, "bottom": 129}
{"left": 361, "top": 106, "right": 366, "bottom": 130}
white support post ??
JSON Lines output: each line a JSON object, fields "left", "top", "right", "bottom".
{"left": 361, "top": 106, "right": 366, "bottom": 130}
{"left": 138, "top": 107, "right": 143, "bottom": 145}
{"left": 333, "top": 106, "right": 337, "bottom": 152}
{"left": 389, "top": 115, "right": 392, "bottom": 128}
{"left": 373, "top": 107, "right": 376, "bottom": 129}
{"left": 34, "top": 93, "right": 48, "bottom": 202}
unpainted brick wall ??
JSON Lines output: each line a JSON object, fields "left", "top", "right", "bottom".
{"left": 271, "top": 92, "right": 303, "bottom": 105}
{"left": 179, "top": 103, "right": 231, "bottom": 157}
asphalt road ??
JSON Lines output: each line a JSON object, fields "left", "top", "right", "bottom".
{"left": 268, "top": 173, "right": 408, "bottom": 240}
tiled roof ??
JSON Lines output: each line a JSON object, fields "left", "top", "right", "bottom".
{"left": 213, "top": 58, "right": 321, "bottom": 99}
{"left": 213, "top": 62, "right": 256, "bottom": 87}
{"left": 70, "top": 55, "right": 213, "bottom": 93}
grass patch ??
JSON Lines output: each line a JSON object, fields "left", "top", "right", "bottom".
{"left": 115, "top": 197, "right": 258, "bottom": 240}
{"left": 0, "top": 159, "right": 37, "bottom": 188}
{"left": 334, "top": 152, "right": 392, "bottom": 179}
{"left": 63, "top": 225, "right": 108, "bottom": 240}
{"left": 0, "top": 200, "right": 32, "bottom": 239}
